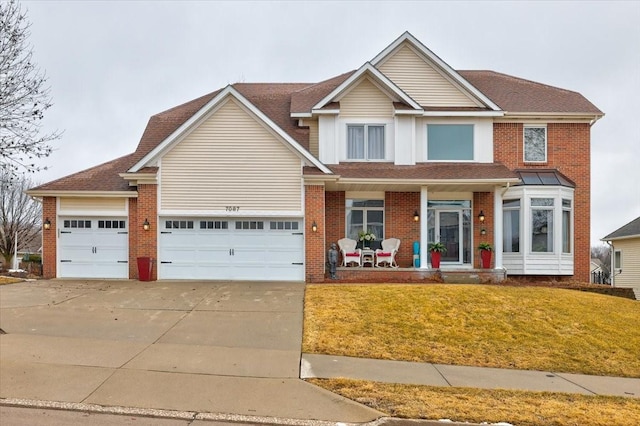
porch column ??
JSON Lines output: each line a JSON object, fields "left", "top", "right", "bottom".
{"left": 494, "top": 186, "right": 504, "bottom": 269}
{"left": 419, "top": 186, "right": 429, "bottom": 269}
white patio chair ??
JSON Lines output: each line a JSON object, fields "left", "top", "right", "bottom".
{"left": 375, "top": 238, "right": 400, "bottom": 268}
{"left": 337, "top": 238, "right": 362, "bottom": 267}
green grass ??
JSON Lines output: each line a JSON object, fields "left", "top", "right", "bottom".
{"left": 303, "top": 284, "right": 640, "bottom": 377}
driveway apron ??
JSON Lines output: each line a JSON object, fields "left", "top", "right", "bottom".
{"left": 0, "top": 280, "right": 381, "bottom": 422}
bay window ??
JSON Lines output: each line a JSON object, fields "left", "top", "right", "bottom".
{"left": 502, "top": 199, "right": 520, "bottom": 252}
{"left": 531, "top": 198, "right": 554, "bottom": 253}
{"left": 562, "top": 199, "right": 571, "bottom": 253}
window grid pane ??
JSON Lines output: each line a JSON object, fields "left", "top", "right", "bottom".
{"left": 347, "top": 125, "right": 365, "bottom": 159}
{"left": 524, "top": 127, "right": 547, "bottom": 162}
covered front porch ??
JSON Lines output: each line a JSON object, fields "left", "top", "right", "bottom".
{"left": 330, "top": 265, "right": 507, "bottom": 284}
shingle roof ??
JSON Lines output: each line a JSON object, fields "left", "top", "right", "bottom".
{"left": 603, "top": 216, "right": 640, "bottom": 240}
{"left": 31, "top": 60, "right": 601, "bottom": 193}
{"left": 290, "top": 71, "right": 356, "bottom": 114}
{"left": 29, "top": 154, "right": 136, "bottom": 192}
{"left": 458, "top": 70, "right": 603, "bottom": 114}
{"left": 308, "top": 162, "right": 518, "bottom": 181}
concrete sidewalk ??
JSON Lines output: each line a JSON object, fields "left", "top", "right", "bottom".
{"left": 301, "top": 353, "right": 640, "bottom": 398}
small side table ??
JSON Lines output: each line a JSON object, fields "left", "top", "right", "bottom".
{"left": 361, "top": 249, "right": 375, "bottom": 267}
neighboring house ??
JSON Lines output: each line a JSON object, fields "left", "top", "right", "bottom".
{"left": 590, "top": 258, "right": 607, "bottom": 284}
{"left": 27, "top": 32, "right": 602, "bottom": 282}
{"left": 602, "top": 216, "right": 640, "bottom": 288}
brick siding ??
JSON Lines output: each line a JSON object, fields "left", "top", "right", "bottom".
{"left": 494, "top": 122, "right": 591, "bottom": 281}
{"left": 305, "top": 185, "right": 326, "bottom": 282}
{"left": 133, "top": 184, "right": 158, "bottom": 280}
{"left": 42, "top": 197, "right": 57, "bottom": 278}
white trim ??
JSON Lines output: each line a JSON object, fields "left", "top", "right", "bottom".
{"left": 27, "top": 190, "right": 138, "bottom": 198}
{"left": 159, "top": 210, "right": 304, "bottom": 217}
{"left": 422, "top": 111, "right": 504, "bottom": 117}
{"left": 602, "top": 234, "right": 640, "bottom": 242}
{"left": 311, "top": 63, "right": 423, "bottom": 113}
{"left": 129, "top": 85, "right": 332, "bottom": 174}
{"left": 523, "top": 125, "right": 548, "bottom": 163}
{"left": 311, "top": 109, "right": 341, "bottom": 115}
{"left": 371, "top": 32, "right": 502, "bottom": 111}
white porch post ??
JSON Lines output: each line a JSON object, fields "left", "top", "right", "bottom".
{"left": 420, "top": 186, "right": 429, "bottom": 269}
{"left": 494, "top": 186, "right": 503, "bottom": 269}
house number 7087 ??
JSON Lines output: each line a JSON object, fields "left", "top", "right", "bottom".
{"left": 225, "top": 206, "right": 240, "bottom": 212}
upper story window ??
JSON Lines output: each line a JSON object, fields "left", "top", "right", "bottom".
{"left": 347, "top": 124, "right": 385, "bottom": 160}
{"left": 524, "top": 126, "right": 547, "bottom": 162}
{"left": 427, "top": 124, "right": 474, "bottom": 160}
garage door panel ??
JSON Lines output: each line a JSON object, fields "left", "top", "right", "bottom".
{"left": 159, "top": 218, "right": 303, "bottom": 281}
{"left": 58, "top": 218, "right": 128, "bottom": 279}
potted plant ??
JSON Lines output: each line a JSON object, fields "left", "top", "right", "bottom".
{"left": 428, "top": 241, "right": 446, "bottom": 269}
{"left": 358, "top": 230, "right": 376, "bottom": 249}
{"left": 478, "top": 242, "right": 493, "bottom": 269}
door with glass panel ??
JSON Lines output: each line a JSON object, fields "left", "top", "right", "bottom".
{"left": 437, "top": 211, "right": 462, "bottom": 263}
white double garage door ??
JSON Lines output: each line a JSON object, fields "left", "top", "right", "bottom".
{"left": 159, "top": 218, "right": 304, "bottom": 281}
{"left": 58, "top": 217, "right": 305, "bottom": 281}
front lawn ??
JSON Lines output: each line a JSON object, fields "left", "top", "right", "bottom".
{"left": 303, "top": 284, "right": 640, "bottom": 377}
{"left": 303, "top": 284, "right": 640, "bottom": 425}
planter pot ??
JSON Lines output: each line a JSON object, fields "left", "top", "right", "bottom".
{"left": 431, "top": 251, "right": 442, "bottom": 269}
{"left": 480, "top": 249, "right": 492, "bottom": 269}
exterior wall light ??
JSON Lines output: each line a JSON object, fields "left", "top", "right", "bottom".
{"left": 413, "top": 210, "right": 420, "bottom": 222}
{"left": 143, "top": 219, "right": 150, "bottom": 231}
{"left": 478, "top": 211, "right": 486, "bottom": 235}
{"left": 311, "top": 221, "right": 318, "bottom": 233}
{"left": 43, "top": 218, "right": 51, "bottom": 230}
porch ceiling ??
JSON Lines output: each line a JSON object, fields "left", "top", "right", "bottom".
{"left": 323, "top": 181, "right": 512, "bottom": 192}
{"left": 305, "top": 162, "right": 521, "bottom": 193}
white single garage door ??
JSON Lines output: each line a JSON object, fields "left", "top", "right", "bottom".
{"left": 159, "top": 218, "right": 304, "bottom": 281}
{"left": 58, "top": 218, "right": 129, "bottom": 279}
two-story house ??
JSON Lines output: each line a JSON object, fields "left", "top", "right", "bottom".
{"left": 28, "top": 32, "right": 602, "bottom": 283}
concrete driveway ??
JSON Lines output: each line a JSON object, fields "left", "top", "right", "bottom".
{"left": 0, "top": 280, "right": 381, "bottom": 423}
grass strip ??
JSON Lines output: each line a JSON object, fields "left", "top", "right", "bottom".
{"left": 310, "top": 378, "right": 640, "bottom": 426}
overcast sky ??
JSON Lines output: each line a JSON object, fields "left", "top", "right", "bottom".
{"left": 19, "top": 0, "right": 640, "bottom": 246}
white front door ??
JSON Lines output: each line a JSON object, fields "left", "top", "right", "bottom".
{"left": 58, "top": 218, "right": 129, "bottom": 278}
{"left": 159, "top": 218, "right": 304, "bottom": 281}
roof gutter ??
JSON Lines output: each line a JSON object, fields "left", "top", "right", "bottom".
{"left": 26, "top": 190, "right": 138, "bottom": 198}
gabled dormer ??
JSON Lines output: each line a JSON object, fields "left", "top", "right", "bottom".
{"left": 294, "top": 32, "right": 504, "bottom": 167}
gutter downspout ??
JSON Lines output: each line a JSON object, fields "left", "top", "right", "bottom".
{"left": 605, "top": 240, "right": 615, "bottom": 287}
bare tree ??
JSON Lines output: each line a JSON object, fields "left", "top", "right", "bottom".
{"left": 591, "top": 244, "right": 611, "bottom": 274}
{"left": 1, "top": 0, "right": 60, "bottom": 181}
{"left": 0, "top": 168, "right": 41, "bottom": 269}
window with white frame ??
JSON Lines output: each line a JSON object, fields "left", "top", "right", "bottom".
{"left": 346, "top": 199, "right": 384, "bottom": 241}
{"left": 347, "top": 125, "right": 385, "bottom": 160}
{"left": 562, "top": 199, "right": 571, "bottom": 253}
{"left": 502, "top": 199, "right": 520, "bottom": 253}
{"left": 613, "top": 250, "right": 622, "bottom": 270}
{"left": 427, "top": 124, "right": 474, "bottom": 160}
{"left": 531, "top": 198, "right": 554, "bottom": 252}
{"left": 524, "top": 126, "right": 547, "bottom": 162}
